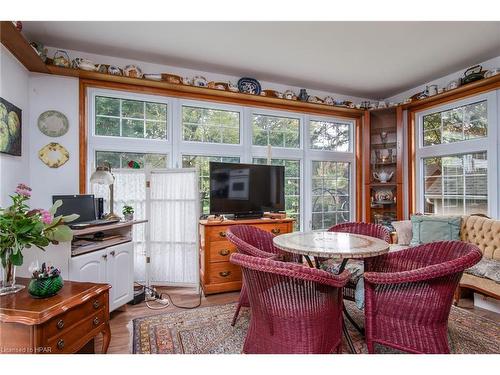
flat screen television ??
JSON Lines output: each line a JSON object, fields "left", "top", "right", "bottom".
{"left": 209, "top": 162, "right": 285, "bottom": 218}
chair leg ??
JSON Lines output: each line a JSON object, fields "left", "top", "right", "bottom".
{"left": 453, "top": 285, "right": 461, "bottom": 306}
{"left": 231, "top": 302, "right": 242, "bottom": 326}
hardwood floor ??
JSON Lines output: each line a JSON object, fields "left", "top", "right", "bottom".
{"left": 96, "top": 288, "right": 499, "bottom": 354}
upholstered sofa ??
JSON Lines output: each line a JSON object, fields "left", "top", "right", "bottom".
{"left": 392, "top": 215, "right": 500, "bottom": 303}
{"left": 455, "top": 215, "right": 500, "bottom": 303}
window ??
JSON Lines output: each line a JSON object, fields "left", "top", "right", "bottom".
{"left": 252, "top": 114, "right": 300, "bottom": 148}
{"left": 423, "top": 152, "right": 488, "bottom": 215}
{"left": 253, "top": 158, "right": 301, "bottom": 230}
{"left": 423, "top": 101, "right": 487, "bottom": 146}
{"left": 310, "top": 119, "right": 351, "bottom": 151}
{"left": 89, "top": 88, "right": 358, "bottom": 229}
{"left": 182, "top": 155, "right": 240, "bottom": 214}
{"left": 95, "top": 96, "right": 167, "bottom": 139}
{"left": 95, "top": 151, "right": 168, "bottom": 169}
{"left": 416, "top": 93, "right": 497, "bottom": 218}
{"left": 311, "top": 161, "right": 350, "bottom": 229}
{"left": 182, "top": 105, "right": 240, "bottom": 144}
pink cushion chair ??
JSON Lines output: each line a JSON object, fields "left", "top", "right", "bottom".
{"left": 226, "top": 225, "right": 296, "bottom": 326}
{"left": 363, "top": 240, "right": 482, "bottom": 354}
{"left": 230, "top": 252, "right": 350, "bottom": 353}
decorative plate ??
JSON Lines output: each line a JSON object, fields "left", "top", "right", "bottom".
{"left": 237, "top": 77, "right": 261, "bottom": 95}
{"left": 37, "top": 110, "right": 69, "bottom": 137}
{"left": 38, "top": 142, "right": 70, "bottom": 168}
{"left": 323, "top": 96, "right": 335, "bottom": 105}
{"left": 193, "top": 76, "right": 208, "bottom": 87}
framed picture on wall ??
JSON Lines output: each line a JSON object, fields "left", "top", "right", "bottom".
{"left": 0, "top": 97, "right": 22, "bottom": 156}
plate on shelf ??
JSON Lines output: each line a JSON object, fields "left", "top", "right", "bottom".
{"left": 37, "top": 110, "right": 69, "bottom": 137}
{"left": 237, "top": 77, "right": 261, "bottom": 95}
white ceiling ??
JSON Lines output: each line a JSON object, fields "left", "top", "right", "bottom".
{"left": 22, "top": 21, "right": 500, "bottom": 99}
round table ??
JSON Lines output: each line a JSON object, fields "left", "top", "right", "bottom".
{"left": 273, "top": 230, "right": 390, "bottom": 353}
{"left": 273, "top": 230, "right": 390, "bottom": 269}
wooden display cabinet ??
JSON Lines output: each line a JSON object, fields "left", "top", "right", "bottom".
{"left": 363, "top": 107, "right": 404, "bottom": 229}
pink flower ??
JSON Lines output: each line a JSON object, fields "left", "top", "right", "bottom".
{"left": 15, "top": 183, "right": 32, "bottom": 197}
{"left": 39, "top": 209, "right": 53, "bottom": 225}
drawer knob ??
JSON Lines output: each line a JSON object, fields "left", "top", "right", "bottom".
{"left": 102, "top": 254, "right": 108, "bottom": 260}
{"left": 57, "top": 339, "right": 65, "bottom": 350}
{"left": 93, "top": 300, "right": 100, "bottom": 309}
{"left": 56, "top": 319, "right": 64, "bottom": 330}
{"left": 219, "top": 231, "right": 227, "bottom": 238}
{"left": 93, "top": 317, "right": 100, "bottom": 326}
{"left": 219, "top": 271, "right": 231, "bottom": 277}
{"left": 271, "top": 228, "right": 281, "bottom": 235}
{"left": 110, "top": 250, "right": 115, "bottom": 256}
{"left": 218, "top": 249, "right": 230, "bottom": 256}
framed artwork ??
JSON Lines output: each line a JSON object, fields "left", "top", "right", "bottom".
{"left": 0, "top": 97, "right": 22, "bottom": 156}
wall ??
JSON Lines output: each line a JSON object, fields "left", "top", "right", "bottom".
{"left": 28, "top": 74, "right": 79, "bottom": 209}
{"left": 385, "top": 55, "right": 500, "bottom": 103}
{"left": 45, "top": 46, "right": 372, "bottom": 104}
{"left": 0, "top": 46, "right": 30, "bottom": 206}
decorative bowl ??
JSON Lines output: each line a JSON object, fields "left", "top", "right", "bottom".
{"left": 108, "top": 65, "right": 122, "bottom": 76}
{"left": 193, "top": 76, "right": 208, "bottom": 87}
{"left": 162, "top": 74, "right": 182, "bottom": 84}
{"left": 28, "top": 275, "right": 64, "bottom": 298}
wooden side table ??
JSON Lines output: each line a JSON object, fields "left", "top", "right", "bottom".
{"left": 0, "top": 278, "right": 111, "bottom": 354}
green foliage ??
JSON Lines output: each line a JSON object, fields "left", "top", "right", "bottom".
{"left": 0, "top": 186, "right": 78, "bottom": 269}
{"left": 122, "top": 205, "right": 134, "bottom": 215}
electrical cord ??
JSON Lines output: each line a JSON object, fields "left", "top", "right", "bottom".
{"left": 134, "top": 281, "right": 202, "bottom": 310}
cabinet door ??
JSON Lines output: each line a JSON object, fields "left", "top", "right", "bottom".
{"left": 107, "top": 242, "right": 134, "bottom": 311}
{"left": 69, "top": 249, "right": 107, "bottom": 283}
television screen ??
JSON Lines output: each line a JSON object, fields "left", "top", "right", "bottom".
{"left": 209, "top": 162, "right": 285, "bottom": 216}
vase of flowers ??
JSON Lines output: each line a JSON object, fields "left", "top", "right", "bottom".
{"left": 0, "top": 184, "right": 78, "bottom": 295}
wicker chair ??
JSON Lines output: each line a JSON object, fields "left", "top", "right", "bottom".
{"left": 324, "top": 222, "right": 391, "bottom": 302}
{"left": 226, "top": 225, "right": 295, "bottom": 326}
{"left": 363, "top": 241, "right": 482, "bottom": 354}
{"left": 230, "top": 252, "right": 350, "bottom": 354}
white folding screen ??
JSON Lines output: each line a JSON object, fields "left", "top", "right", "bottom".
{"left": 146, "top": 168, "right": 199, "bottom": 289}
{"left": 91, "top": 168, "right": 199, "bottom": 290}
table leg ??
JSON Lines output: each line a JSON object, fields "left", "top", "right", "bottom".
{"left": 304, "top": 255, "right": 315, "bottom": 268}
{"left": 342, "top": 318, "right": 357, "bottom": 354}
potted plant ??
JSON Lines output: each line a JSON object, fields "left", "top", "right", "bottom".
{"left": 122, "top": 205, "right": 134, "bottom": 221}
{"left": 0, "top": 184, "right": 78, "bottom": 295}
{"left": 28, "top": 262, "right": 64, "bottom": 298}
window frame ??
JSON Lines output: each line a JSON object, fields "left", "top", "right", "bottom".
{"left": 88, "top": 87, "right": 358, "bottom": 229}
{"left": 415, "top": 91, "right": 498, "bottom": 217}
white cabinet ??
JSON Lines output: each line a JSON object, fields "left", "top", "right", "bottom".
{"left": 69, "top": 242, "right": 134, "bottom": 312}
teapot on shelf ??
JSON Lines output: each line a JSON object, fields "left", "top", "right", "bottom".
{"left": 373, "top": 170, "right": 394, "bottom": 183}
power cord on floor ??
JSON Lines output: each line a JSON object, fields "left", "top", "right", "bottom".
{"left": 134, "top": 282, "right": 202, "bottom": 310}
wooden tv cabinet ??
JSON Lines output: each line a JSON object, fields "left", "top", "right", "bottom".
{"left": 199, "top": 218, "right": 294, "bottom": 295}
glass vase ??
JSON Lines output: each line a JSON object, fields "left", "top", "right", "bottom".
{"left": 0, "top": 248, "right": 25, "bottom": 296}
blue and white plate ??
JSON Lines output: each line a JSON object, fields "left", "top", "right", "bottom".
{"left": 237, "top": 77, "right": 261, "bottom": 95}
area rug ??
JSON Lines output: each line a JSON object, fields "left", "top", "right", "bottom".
{"left": 132, "top": 301, "right": 500, "bottom": 354}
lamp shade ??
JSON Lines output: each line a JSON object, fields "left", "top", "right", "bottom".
{"left": 90, "top": 169, "right": 114, "bottom": 185}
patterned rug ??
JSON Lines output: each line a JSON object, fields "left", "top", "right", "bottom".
{"left": 132, "top": 301, "right": 500, "bottom": 354}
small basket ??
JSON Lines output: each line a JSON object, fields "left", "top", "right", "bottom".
{"left": 28, "top": 275, "right": 64, "bottom": 298}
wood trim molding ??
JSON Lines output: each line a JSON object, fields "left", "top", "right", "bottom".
{"left": 407, "top": 110, "right": 416, "bottom": 215}
{"left": 355, "top": 117, "right": 363, "bottom": 221}
{"left": 79, "top": 80, "right": 88, "bottom": 193}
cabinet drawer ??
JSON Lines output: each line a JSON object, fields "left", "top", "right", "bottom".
{"left": 209, "top": 241, "right": 237, "bottom": 263}
{"left": 46, "top": 309, "right": 107, "bottom": 354}
{"left": 255, "top": 223, "right": 290, "bottom": 236}
{"left": 207, "top": 226, "right": 232, "bottom": 242}
{"left": 44, "top": 292, "right": 107, "bottom": 340}
{"left": 208, "top": 262, "right": 242, "bottom": 284}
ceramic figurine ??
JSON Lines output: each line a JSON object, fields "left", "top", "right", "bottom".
{"left": 283, "top": 90, "right": 296, "bottom": 100}
{"left": 53, "top": 50, "right": 71, "bottom": 68}
{"left": 123, "top": 65, "right": 143, "bottom": 78}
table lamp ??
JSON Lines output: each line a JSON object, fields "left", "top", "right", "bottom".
{"left": 90, "top": 162, "right": 121, "bottom": 221}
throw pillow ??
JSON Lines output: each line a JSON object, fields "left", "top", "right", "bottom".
{"left": 391, "top": 220, "right": 413, "bottom": 245}
{"left": 410, "top": 215, "right": 462, "bottom": 246}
